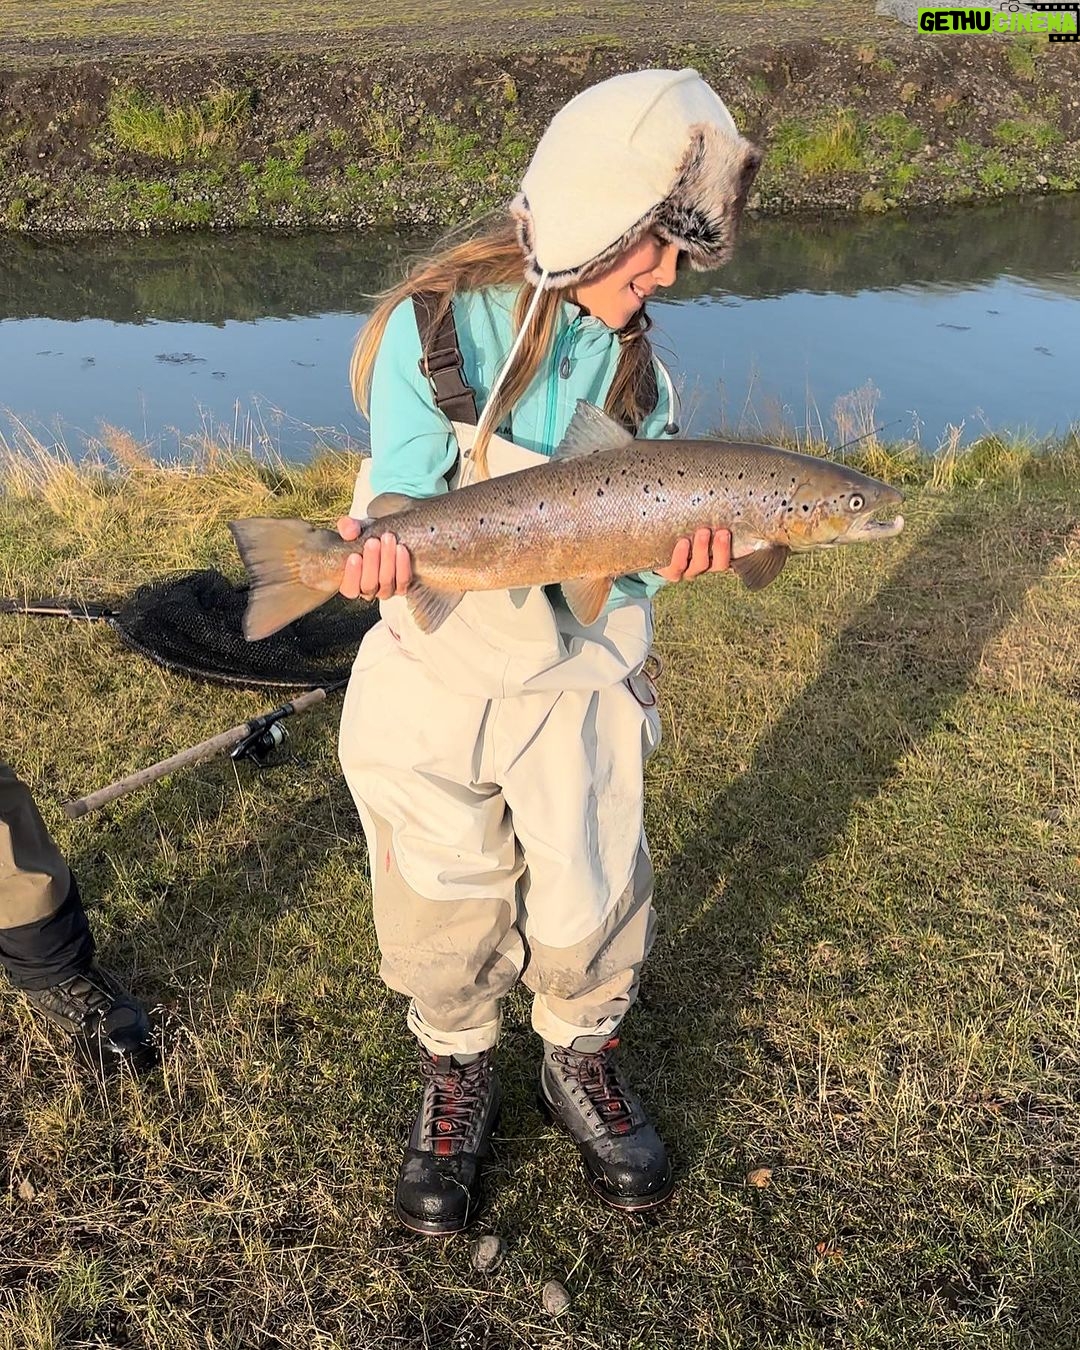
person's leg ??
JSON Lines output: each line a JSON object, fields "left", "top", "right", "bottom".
{"left": 500, "top": 679, "right": 673, "bottom": 1211}
{"left": 0, "top": 759, "right": 155, "bottom": 1074}
{"left": 339, "top": 630, "right": 524, "bottom": 1233}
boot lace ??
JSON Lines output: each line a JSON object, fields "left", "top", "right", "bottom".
{"left": 554, "top": 1037, "right": 635, "bottom": 1134}
{"left": 419, "top": 1054, "right": 491, "bottom": 1156}
{"left": 35, "top": 971, "right": 117, "bottom": 1029}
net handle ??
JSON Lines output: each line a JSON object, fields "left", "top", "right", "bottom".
{"left": 0, "top": 598, "right": 117, "bottom": 620}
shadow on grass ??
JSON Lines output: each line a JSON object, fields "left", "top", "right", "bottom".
{"left": 630, "top": 484, "right": 1076, "bottom": 1336}
{"left": 651, "top": 487, "right": 1069, "bottom": 1086}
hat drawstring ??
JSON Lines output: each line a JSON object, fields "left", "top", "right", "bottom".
{"left": 473, "top": 268, "right": 550, "bottom": 449}
{"left": 654, "top": 356, "right": 680, "bottom": 436}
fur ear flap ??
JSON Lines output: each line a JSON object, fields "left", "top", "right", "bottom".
{"left": 656, "top": 123, "right": 763, "bottom": 270}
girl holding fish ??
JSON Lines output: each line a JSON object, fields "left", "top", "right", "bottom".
{"left": 336, "top": 69, "right": 761, "bottom": 1235}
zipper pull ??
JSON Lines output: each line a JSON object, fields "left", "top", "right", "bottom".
{"left": 559, "top": 354, "right": 571, "bottom": 379}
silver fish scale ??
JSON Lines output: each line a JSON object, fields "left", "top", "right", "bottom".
{"left": 356, "top": 440, "right": 887, "bottom": 590}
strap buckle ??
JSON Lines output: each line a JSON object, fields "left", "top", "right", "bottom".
{"left": 418, "top": 344, "right": 465, "bottom": 379}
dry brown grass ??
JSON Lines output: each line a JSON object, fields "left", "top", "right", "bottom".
{"left": 0, "top": 426, "right": 1078, "bottom": 1348}
{"left": 0, "top": 0, "right": 886, "bottom": 54}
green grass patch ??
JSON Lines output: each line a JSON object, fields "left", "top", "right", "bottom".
{"left": 979, "top": 153, "right": 1024, "bottom": 194}
{"left": 0, "top": 421, "right": 1078, "bottom": 1346}
{"left": 872, "top": 112, "right": 926, "bottom": 157}
{"left": 994, "top": 117, "right": 1062, "bottom": 150}
{"left": 768, "top": 108, "right": 866, "bottom": 177}
{"left": 107, "top": 84, "right": 253, "bottom": 162}
{"left": 1006, "top": 37, "right": 1040, "bottom": 81}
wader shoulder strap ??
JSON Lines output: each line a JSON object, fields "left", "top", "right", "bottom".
{"left": 413, "top": 291, "right": 478, "bottom": 427}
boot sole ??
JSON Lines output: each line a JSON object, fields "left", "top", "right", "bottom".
{"left": 393, "top": 1105, "right": 502, "bottom": 1238}
{"left": 393, "top": 1202, "right": 476, "bottom": 1238}
{"left": 536, "top": 1090, "right": 675, "bottom": 1214}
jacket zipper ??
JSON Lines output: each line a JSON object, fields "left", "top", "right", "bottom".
{"left": 542, "top": 316, "right": 581, "bottom": 455}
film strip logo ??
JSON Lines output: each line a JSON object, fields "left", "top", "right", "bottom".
{"left": 1028, "top": 2, "right": 1080, "bottom": 40}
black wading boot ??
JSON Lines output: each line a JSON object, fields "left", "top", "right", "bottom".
{"left": 539, "top": 1036, "right": 674, "bottom": 1213}
{"left": 21, "top": 966, "right": 157, "bottom": 1076}
{"left": 394, "top": 1048, "right": 501, "bottom": 1237}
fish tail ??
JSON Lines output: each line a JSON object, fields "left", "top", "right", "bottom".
{"left": 229, "top": 518, "right": 346, "bottom": 641}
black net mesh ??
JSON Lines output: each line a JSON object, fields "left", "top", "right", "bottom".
{"left": 110, "top": 569, "right": 377, "bottom": 689}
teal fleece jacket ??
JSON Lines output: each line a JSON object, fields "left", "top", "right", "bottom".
{"left": 365, "top": 285, "right": 676, "bottom": 611}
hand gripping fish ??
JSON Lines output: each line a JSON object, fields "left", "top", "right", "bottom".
{"left": 230, "top": 401, "right": 905, "bottom": 641}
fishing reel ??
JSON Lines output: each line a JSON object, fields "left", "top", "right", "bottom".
{"left": 230, "top": 718, "right": 291, "bottom": 769}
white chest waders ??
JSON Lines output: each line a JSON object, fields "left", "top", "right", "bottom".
{"left": 337, "top": 290, "right": 662, "bottom": 1055}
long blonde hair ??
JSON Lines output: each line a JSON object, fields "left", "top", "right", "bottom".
{"left": 349, "top": 216, "right": 657, "bottom": 478}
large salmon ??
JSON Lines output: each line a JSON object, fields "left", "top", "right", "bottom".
{"left": 230, "top": 401, "right": 904, "bottom": 640}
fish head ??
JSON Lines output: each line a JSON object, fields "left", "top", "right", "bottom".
{"left": 783, "top": 461, "right": 905, "bottom": 551}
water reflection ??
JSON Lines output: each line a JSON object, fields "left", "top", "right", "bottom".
{"left": 1, "top": 195, "right": 1077, "bottom": 453}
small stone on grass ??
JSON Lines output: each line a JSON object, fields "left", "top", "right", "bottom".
{"left": 542, "top": 1279, "right": 571, "bottom": 1317}
{"left": 469, "top": 1233, "right": 506, "bottom": 1274}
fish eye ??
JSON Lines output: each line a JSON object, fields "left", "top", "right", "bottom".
{"left": 848, "top": 493, "right": 865, "bottom": 512}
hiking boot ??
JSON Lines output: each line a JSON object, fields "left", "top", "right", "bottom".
{"left": 539, "top": 1036, "right": 674, "bottom": 1213}
{"left": 21, "top": 965, "right": 157, "bottom": 1076}
{"left": 394, "top": 1048, "right": 501, "bottom": 1237}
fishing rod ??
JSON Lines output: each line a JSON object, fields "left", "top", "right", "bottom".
{"left": 830, "top": 419, "right": 905, "bottom": 457}
{"left": 62, "top": 679, "right": 348, "bottom": 819}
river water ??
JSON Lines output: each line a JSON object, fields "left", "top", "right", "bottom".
{"left": 1, "top": 196, "right": 1077, "bottom": 457}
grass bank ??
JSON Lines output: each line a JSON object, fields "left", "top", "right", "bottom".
{"left": 0, "top": 1, "right": 1078, "bottom": 232}
{"left": 0, "top": 426, "right": 1078, "bottom": 1348}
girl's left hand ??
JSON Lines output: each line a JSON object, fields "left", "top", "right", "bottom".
{"left": 656, "top": 527, "right": 732, "bottom": 583}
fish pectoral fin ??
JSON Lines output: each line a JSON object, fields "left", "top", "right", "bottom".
{"left": 561, "top": 575, "right": 613, "bottom": 626}
{"left": 554, "top": 401, "right": 635, "bottom": 459}
{"left": 406, "top": 582, "right": 464, "bottom": 634}
{"left": 368, "top": 491, "right": 419, "bottom": 517}
{"left": 731, "top": 544, "right": 790, "bottom": 591}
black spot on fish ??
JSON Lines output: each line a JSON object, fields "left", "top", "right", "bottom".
{"left": 539, "top": 503, "right": 544, "bottom": 511}
{"left": 677, "top": 469, "right": 684, "bottom": 477}
{"left": 737, "top": 472, "right": 744, "bottom": 480}
{"left": 479, "top": 517, "right": 485, "bottom": 524}
{"left": 598, "top": 488, "right": 605, "bottom": 497}
{"left": 604, "top": 476, "right": 611, "bottom": 485}
{"left": 802, "top": 504, "right": 810, "bottom": 512}
{"left": 429, "top": 525, "right": 436, "bottom": 533}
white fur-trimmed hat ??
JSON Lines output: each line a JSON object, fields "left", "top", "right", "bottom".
{"left": 511, "top": 68, "right": 761, "bottom": 289}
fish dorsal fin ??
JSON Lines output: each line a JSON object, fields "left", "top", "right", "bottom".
{"left": 368, "top": 491, "right": 419, "bottom": 517}
{"left": 561, "top": 575, "right": 613, "bottom": 626}
{"left": 731, "top": 544, "right": 790, "bottom": 591}
{"left": 554, "top": 401, "right": 635, "bottom": 459}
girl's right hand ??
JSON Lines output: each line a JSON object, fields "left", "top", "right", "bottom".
{"left": 336, "top": 517, "right": 413, "bottom": 601}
